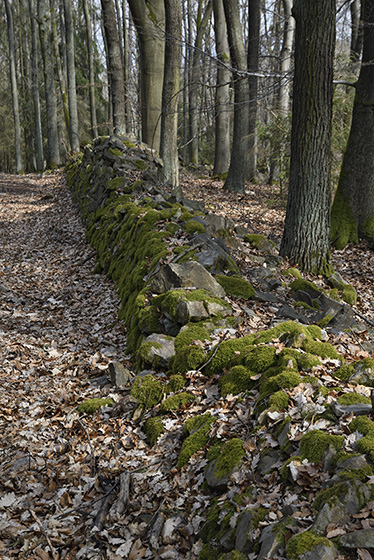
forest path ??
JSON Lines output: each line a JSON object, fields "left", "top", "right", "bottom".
{"left": 0, "top": 172, "right": 126, "bottom": 558}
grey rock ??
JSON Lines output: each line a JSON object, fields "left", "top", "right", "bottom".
{"left": 326, "top": 271, "right": 346, "bottom": 289}
{"left": 150, "top": 262, "right": 226, "bottom": 298}
{"left": 299, "top": 543, "right": 338, "bottom": 560}
{"left": 250, "top": 266, "right": 278, "bottom": 282}
{"left": 331, "top": 401, "right": 372, "bottom": 417}
{"left": 277, "top": 304, "right": 309, "bottom": 324}
{"left": 204, "top": 459, "right": 230, "bottom": 489}
{"left": 349, "top": 361, "right": 374, "bottom": 386}
{"left": 235, "top": 508, "right": 267, "bottom": 554}
{"left": 140, "top": 334, "right": 175, "bottom": 368}
{"left": 206, "top": 301, "right": 232, "bottom": 317}
{"left": 253, "top": 290, "right": 279, "bottom": 303}
{"left": 313, "top": 498, "right": 350, "bottom": 533}
{"left": 109, "top": 361, "right": 132, "bottom": 387}
{"left": 277, "top": 421, "right": 291, "bottom": 448}
{"left": 316, "top": 480, "right": 372, "bottom": 515}
{"left": 175, "top": 299, "right": 209, "bottom": 324}
{"left": 258, "top": 521, "right": 296, "bottom": 560}
{"left": 338, "top": 528, "right": 374, "bottom": 549}
{"left": 336, "top": 454, "right": 370, "bottom": 472}
{"left": 256, "top": 449, "right": 284, "bottom": 475}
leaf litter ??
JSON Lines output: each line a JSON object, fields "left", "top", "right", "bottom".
{"left": 0, "top": 170, "right": 374, "bottom": 559}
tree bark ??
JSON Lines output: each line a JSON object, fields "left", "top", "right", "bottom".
{"left": 247, "top": 0, "right": 260, "bottom": 181}
{"left": 350, "top": 0, "right": 363, "bottom": 62}
{"left": 127, "top": 0, "right": 165, "bottom": 152}
{"left": 63, "top": 0, "right": 79, "bottom": 152}
{"left": 279, "top": 0, "right": 335, "bottom": 273}
{"left": 101, "top": 0, "right": 126, "bottom": 134}
{"left": 28, "top": 0, "right": 44, "bottom": 170}
{"left": 212, "top": 0, "right": 230, "bottom": 175}
{"left": 331, "top": 0, "right": 374, "bottom": 249}
{"left": 278, "top": 0, "right": 295, "bottom": 114}
{"left": 83, "top": 0, "right": 98, "bottom": 138}
{"left": 158, "top": 0, "right": 182, "bottom": 186}
{"left": 38, "top": 0, "right": 61, "bottom": 167}
{"left": 5, "top": 0, "right": 23, "bottom": 173}
{"left": 222, "top": 0, "right": 249, "bottom": 193}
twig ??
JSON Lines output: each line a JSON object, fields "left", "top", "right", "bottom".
{"left": 110, "top": 471, "right": 131, "bottom": 516}
{"left": 30, "top": 510, "right": 59, "bottom": 560}
{"left": 76, "top": 417, "right": 96, "bottom": 476}
{"left": 94, "top": 488, "right": 116, "bottom": 530}
{"left": 79, "top": 250, "right": 97, "bottom": 265}
{"left": 197, "top": 332, "right": 230, "bottom": 373}
{"left": 172, "top": 242, "right": 204, "bottom": 263}
{"left": 352, "top": 308, "right": 374, "bottom": 328}
{"left": 53, "top": 480, "right": 119, "bottom": 520}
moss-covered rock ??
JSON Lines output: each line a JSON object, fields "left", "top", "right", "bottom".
{"left": 219, "top": 365, "right": 256, "bottom": 396}
{"left": 283, "top": 267, "right": 303, "bottom": 279}
{"left": 77, "top": 398, "right": 114, "bottom": 414}
{"left": 165, "top": 374, "right": 186, "bottom": 394}
{"left": 334, "top": 364, "right": 355, "bottom": 380}
{"left": 178, "top": 414, "right": 216, "bottom": 469}
{"left": 215, "top": 274, "right": 255, "bottom": 299}
{"left": 205, "top": 438, "right": 245, "bottom": 485}
{"left": 286, "top": 530, "right": 334, "bottom": 559}
{"left": 243, "top": 233, "right": 266, "bottom": 247}
{"left": 349, "top": 416, "right": 374, "bottom": 461}
{"left": 289, "top": 278, "right": 323, "bottom": 295}
{"left": 299, "top": 429, "right": 344, "bottom": 463}
{"left": 337, "top": 392, "right": 371, "bottom": 405}
{"left": 301, "top": 339, "right": 340, "bottom": 360}
{"left": 260, "top": 369, "right": 301, "bottom": 396}
{"left": 160, "top": 392, "right": 195, "bottom": 413}
{"left": 143, "top": 416, "right": 164, "bottom": 446}
{"left": 130, "top": 374, "right": 163, "bottom": 409}
{"left": 184, "top": 219, "right": 206, "bottom": 234}
{"left": 269, "top": 390, "right": 289, "bottom": 411}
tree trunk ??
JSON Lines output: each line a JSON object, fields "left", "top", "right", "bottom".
{"left": 101, "top": 0, "right": 126, "bottom": 134}
{"left": 350, "top": 0, "right": 363, "bottom": 62}
{"left": 278, "top": 0, "right": 295, "bottom": 114}
{"left": 28, "top": 0, "right": 44, "bottom": 170}
{"left": 188, "top": 0, "right": 213, "bottom": 165}
{"left": 5, "top": 0, "right": 23, "bottom": 173}
{"left": 63, "top": 0, "right": 79, "bottom": 152}
{"left": 222, "top": 0, "right": 249, "bottom": 193}
{"left": 279, "top": 0, "right": 335, "bottom": 274}
{"left": 212, "top": 0, "right": 230, "bottom": 175}
{"left": 158, "top": 0, "right": 182, "bottom": 186}
{"left": 122, "top": 0, "right": 131, "bottom": 131}
{"left": 331, "top": 0, "right": 374, "bottom": 249}
{"left": 83, "top": 0, "right": 98, "bottom": 138}
{"left": 38, "top": 0, "right": 61, "bottom": 167}
{"left": 128, "top": 0, "right": 165, "bottom": 152}
{"left": 247, "top": 0, "right": 260, "bottom": 181}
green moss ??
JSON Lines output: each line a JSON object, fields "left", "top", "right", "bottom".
{"left": 218, "top": 552, "right": 246, "bottom": 560}
{"left": 108, "top": 147, "right": 123, "bottom": 157}
{"left": 199, "top": 499, "right": 221, "bottom": 542}
{"left": 143, "top": 416, "right": 164, "bottom": 446}
{"left": 199, "top": 544, "right": 217, "bottom": 560}
{"left": 286, "top": 530, "right": 333, "bottom": 559}
{"left": 130, "top": 375, "right": 163, "bottom": 409}
{"left": 337, "top": 392, "right": 371, "bottom": 405}
{"left": 334, "top": 364, "right": 355, "bottom": 380}
{"left": 244, "top": 233, "right": 266, "bottom": 246}
{"left": 138, "top": 305, "right": 162, "bottom": 334}
{"left": 318, "top": 314, "right": 334, "bottom": 328}
{"left": 260, "top": 370, "right": 301, "bottom": 396}
{"left": 178, "top": 414, "right": 216, "bottom": 469}
{"left": 184, "top": 219, "right": 206, "bottom": 234}
{"left": 215, "top": 274, "right": 255, "bottom": 299}
{"left": 172, "top": 345, "right": 206, "bottom": 374}
{"left": 289, "top": 278, "right": 323, "bottom": 294}
{"left": 77, "top": 398, "right": 114, "bottom": 414}
{"left": 135, "top": 158, "right": 148, "bottom": 171}
{"left": 342, "top": 284, "right": 357, "bottom": 305}
{"left": 331, "top": 189, "right": 358, "bottom": 250}
{"left": 269, "top": 390, "right": 289, "bottom": 411}
{"left": 124, "top": 140, "right": 136, "bottom": 149}
{"left": 339, "top": 465, "right": 374, "bottom": 481}
{"left": 362, "top": 217, "right": 374, "bottom": 241}
{"left": 299, "top": 429, "right": 344, "bottom": 463}
{"left": 165, "top": 374, "right": 186, "bottom": 394}
{"left": 293, "top": 300, "right": 315, "bottom": 310}
{"left": 161, "top": 392, "right": 195, "bottom": 413}
{"left": 254, "top": 321, "right": 321, "bottom": 345}
{"left": 205, "top": 335, "right": 255, "bottom": 376}
{"left": 243, "top": 346, "right": 277, "bottom": 372}
{"left": 137, "top": 340, "right": 163, "bottom": 368}
{"left": 301, "top": 339, "right": 340, "bottom": 360}
{"left": 212, "top": 438, "right": 245, "bottom": 479}
{"left": 219, "top": 365, "right": 256, "bottom": 396}
{"left": 313, "top": 482, "right": 349, "bottom": 511}
{"left": 283, "top": 267, "right": 303, "bottom": 279}
{"left": 357, "top": 357, "right": 374, "bottom": 371}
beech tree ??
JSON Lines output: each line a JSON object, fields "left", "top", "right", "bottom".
{"left": 279, "top": 0, "right": 336, "bottom": 273}
{"left": 64, "top": 0, "right": 79, "bottom": 151}
{"left": 331, "top": 0, "right": 374, "bottom": 249}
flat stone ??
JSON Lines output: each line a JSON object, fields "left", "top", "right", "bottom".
{"left": 150, "top": 262, "right": 226, "bottom": 298}
{"left": 256, "top": 449, "right": 284, "bottom": 475}
{"left": 349, "top": 361, "right": 374, "bottom": 386}
{"left": 313, "top": 499, "right": 350, "bottom": 533}
{"left": 206, "top": 301, "right": 232, "bottom": 317}
{"left": 175, "top": 299, "right": 209, "bottom": 324}
{"left": 299, "top": 543, "right": 338, "bottom": 560}
{"left": 109, "top": 361, "right": 132, "bottom": 387}
{"left": 338, "top": 528, "right": 374, "bottom": 549}
{"left": 331, "top": 401, "right": 372, "bottom": 417}
{"left": 204, "top": 459, "right": 230, "bottom": 489}
{"left": 277, "top": 304, "right": 309, "bottom": 324}
{"left": 141, "top": 334, "right": 175, "bottom": 368}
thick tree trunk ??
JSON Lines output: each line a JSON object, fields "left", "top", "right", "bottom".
{"left": 5, "top": 0, "right": 23, "bottom": 173}
{"left": 38, "top": 0, "right": 61, "bottom": 168}
{"left": 101, "top": 0, "right": 126, "bottom": 134}
{"left": 222, "top": 0, "right": 249, "bottom": 193}
{"left": 278, "top": 0, "right": 295, "bottom": 114}
{"left": 63, "top": 0, "right": 79, "bottom": 152}
{"left": 212, "top": 0, "right": 230, "bottom": 175}
{"left": 331, "top": 0, "right": 374, "bottom": 249}
{"left": 158, "top": 0, "right": 182, "bottom": 186}
{"left": 247, "top": 0, "right": 260, "bottom": 181}
{"left": 279, "top": 0, "right": 335, "bottom": 274}
{"left": 28, "top": 0, "right": 44, "bottom": 170}
{"left": 83, "top": 0, "right": 98, "bottom": 138}
{"left": 128, "top": 0, "right": 165, "bottom": 152}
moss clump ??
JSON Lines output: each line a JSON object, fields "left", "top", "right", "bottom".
{"left": 283, "top": 267, "right": 302, "bottom": 279}
{"left": 244, "top": 233, "right": 266, "bottom": 246}
{"left": 165, "top": 374, "right": 186, "bottom": 394}
{"left": 137, "top": 340, "right": 163, "bottom": 368}
{"left": 278, "top": 348, "right": 321, "bottom": 371}
{"left": 215, "top": 274, "right": 255, "bottom": 299}
{"left": 331, "top": 189, "right": 358, "bottom": 250}
{"left": 269, "top": 390, "right": 289, "bottom": 411}
{"left": 313, "top": 482, "right": 349, "bottom": 511}
{"left": 357, "top": 357, "right": 374, "bottom": 371}
{"left": 184, "top": 219, "right": 206, "bottom": 234}
{"left": 218, "top": 553, "right": 246, "bottom": 560}
{"left": 339, "top": 465, "right": 374, "bottom": 481}
{"left": 135, "top": 158, "right": 148, "bottom": 171}
{"left": 77, "top": 398, "right": 114, "bottom": 414}
{"left": 161, "top": 392, "right": 195, "bottom": 413}
{"left": 172, "top": 345, "right": 206, "bottom": 374}
{"left": 293, "top": 300, "right": 315, "bottom": 310}
{"left": 254, "top": 321, "right": 322, "bottom": 345}
{"left": 301, "top": 339, "right": 340, "bottom": 360}
{"left": 219, "top": 365, "right": 255, "bottom": 396}
{"left": 178, "top": 414, "right": 216, "bottom": 469}
{"left": 143, "top": 416, "right": 164, "bottom": 446}
{"left": 243, "top": 346, "right": 277, "bottom": 372}
{"left": 107, "top": 176, "right": 124, "bottom": 190}
{"left": 124, "top": 140, "right": 136, "bottom": 149}
{"left": 260, "top": 370, "right": 301, "bottom": 396}
{"left": 342, "top": 284, "right": 357, "bottom": 305}
{"left": 174, "top": 324, "right": 210, "bottom": 354}
{"left": 212, "top": 438, "right": 245, "bottom": 479}
{"left": 334, "top": 364, "right": 355, "bottom": 380}
{"left": 337, "top": 392, "right": 371, "bottom": 405}
{"left": 318, "top": 314, "right": 334, "bottom": 328}
{"left": 289, "top": 278, "right": 323, "bottom": 294}
{"left": 130, "top": 375, "right": 163, "bottom": 409}
{"left": 286, "top": 530, "right": 333, "bottom": 559}
{"left": 205, "top": 335, "right": 255, "bottom": 376}
{"left": 299, "top": 429, "right": 344, "bottom": 463}
{"left": 108, "top": 147, "right": 123, "bottom": 157}
{"left": 362, "top": 217, "right": 374, "bottom": 241}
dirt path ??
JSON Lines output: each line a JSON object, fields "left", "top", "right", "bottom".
{"left": 0, "top": 172, "right": 127, "bottom": 558}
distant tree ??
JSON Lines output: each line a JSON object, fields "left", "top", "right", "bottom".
{"left": 63, "top": 0, "right": 80, "bottom": 151}
{"left": 82, "top": 0, "right": 98, "bottom": 138}
{"left": 331, "top": 0, "right": 374, "bottom": 249}
{"left": 280, "top": 0, "right": 335, "bottom": 273}
{"left": 28, "top": 0, "right": 44, "bottom": 170}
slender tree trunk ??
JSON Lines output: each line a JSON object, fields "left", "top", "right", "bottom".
{"left": 38, "top": 0, "right": 61, "bottom": 167}
{"left": 280, "top": 0, "right": 335, "bottom": 273}
{"left": 5, "top": 0, "right": 23, "bottom": 173}
{"left": 101, "top": 0, "right": 126, "bottom": 134}
{"left": 331, "top": 0, "right": 374, "bottom": 248}
{"left": 83, "top": 0, "right": 98, "bottom": 138}
{"left": 278, "top": 0, "right": 294, "bottom": 114}
{"left": 128, "top": 0, "right": 165, "bottom": 152}
{"left": 63, "top": 0, "right": 79, "bottom": 151}
{"left": 158, "top": 0, "right": 182, "bottom": 186}
{"left": 350, "top": 0, "right": 363, "bottom": 62}
{"left": 247, "top": 0, "right": 260, "bottom": 181}
{"left": 188, "top": 0, "right": 213, "bottom": 165}
{"left": 222, "top": 0, "right": 249, "bottom": 193}
{"left": 212, "top": 0, "right": 230, "bottom": 175}
{"left": 122, "top": 0, "right": 131, "bottom": 131}
{"left": 28, "top": 0, "right": 44, "bottom": 170}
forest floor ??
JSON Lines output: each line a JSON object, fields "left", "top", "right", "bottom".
{"left": 1, "top": 170, "right": 374, "bottom": 560}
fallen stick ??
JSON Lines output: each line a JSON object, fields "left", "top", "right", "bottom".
{"left": 110, "top": 471, "right": 130, "bottom": 516}
{"left": 30, "top": 510, "right": 59, "bottom": 560}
